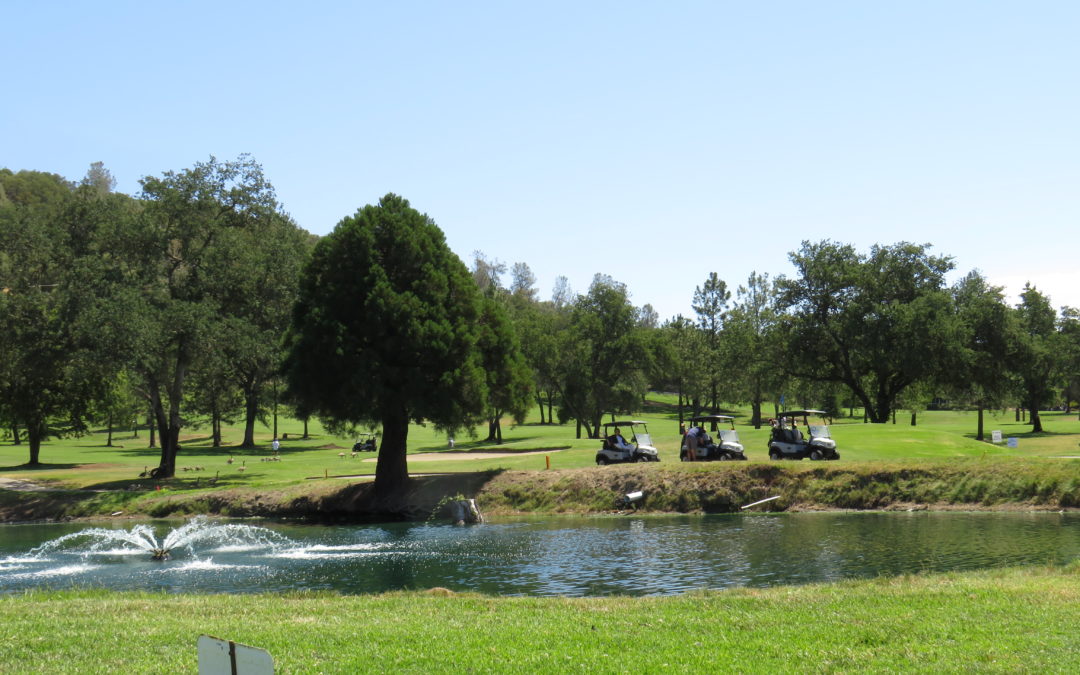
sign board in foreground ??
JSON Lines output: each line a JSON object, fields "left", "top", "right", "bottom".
{"left": 991, "top": 430, "right": 1003, "bottom": 444}
{"left": 198, "top": 635, "right": 273, "bottom": 675}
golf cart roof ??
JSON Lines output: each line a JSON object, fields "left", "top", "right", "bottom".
{"left": 602, "top": 421, "right": 649, "bottom": 429}
{"left": 779, "top": 410, "right": 827, "bottom": 417}
{"left": 689, "top": 415, "right": 734, "bottom": 424}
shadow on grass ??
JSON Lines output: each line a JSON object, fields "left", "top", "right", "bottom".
{"left": 110, "top": 444, "right": 324, "bottom": 461}
{"left": 411, "top": 445, "right": 573, "bottom": 456}
{"left": 427, "top": 435, "right": 547, "bottom": 450}
{"left": 0, "top": 463, "right": 80, "bottom": 472}
{"left": 83, "top": 474, "right": 250, "bottom": 491}
{"left": 959, "top": 429, "right": 1077, "bottom": 441}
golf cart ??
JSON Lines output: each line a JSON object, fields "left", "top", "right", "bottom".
{"left": 596, "top": 421, "right": 660, "bottom": 465}
{"left": 352, "top": 433, "right": 377, "bottom": 453}
{"left": 680, "top": 415, "right": 747, "bottom": 461}
{"left": 767, "top": 410, "right": 839, "bottom": 460}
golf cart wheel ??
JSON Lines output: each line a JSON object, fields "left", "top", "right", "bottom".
{"left": 719, "top": 453, "right": 732, "bottom": 461}
{"left": 633, "top": 455, "right": 645, "bottom": 463}
{"left": 810, "top": 449, "right": 823, "bottom": 461}
{"left": 596, "top": 457, "right": 608, "bottom": 466}
{"left": 830, "top": 451, "right": 840, "bottom": 460}
{"left": 680, "top": 452, "right": 688, "bottom": 462}
{"left": 769, "top": 448, "right": 782, "bottom": 461}
{"left": 737, "top": 453, "right": 748, "bottom": 461}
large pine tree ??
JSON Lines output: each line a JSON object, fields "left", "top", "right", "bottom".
{"left": 283, "top": 194, "right": 490, "bottom": 502}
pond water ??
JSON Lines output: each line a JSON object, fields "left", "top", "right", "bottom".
{"left": 1, "top": 512, "right": 1078, "bottom": 597}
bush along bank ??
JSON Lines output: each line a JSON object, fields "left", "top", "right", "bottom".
{"left": 475, "top": 458, "right": 1080, "bottom": 514}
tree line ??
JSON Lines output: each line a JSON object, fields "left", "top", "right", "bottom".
{"left": 2, "top": 159, "right": 1079, "bottom": 498}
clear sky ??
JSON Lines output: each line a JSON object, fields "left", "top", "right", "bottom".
{"left": 5, "top": 1, "right": 1078, "bottom": 320}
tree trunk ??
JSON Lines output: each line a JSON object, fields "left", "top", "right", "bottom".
{"left": 868, "top": 393, "right": 890, "bottom": 423}
{"left": 148, "top": 410, "right": 156, "bottom": 448}
{"left": 1030, "top": 402, "right": 1043, "bottom": 433}
{"left": 106, "top": 411, "right": 114, "bottom": 447}
{"left": 976, "top": 407, "right": 984, "bottom": 441}
{"left": 211, "top": 400, "right": 222, "bottom": 447}
{"left": 535, "top": 392, "right": 546, "bottom": 424}
{"left": 26, "top": 421, "right": 43, "bottom": 466}
{"left": 11, "top": 425, "right": 20, "bottom": 446}
{"left": 271, "top": 382, "right": 278, "bottom": 440}
{"left": 151, "top": 358, "right": 188, "bottom": 479}
{"left": 546, "top": 393, "right": 553, "bottom": 426}
{"left": 374, "top": 404, "right": 410, "bottom": 503}
{"left": 486, "top": 413, "right": 503, "bottom": 443}
{"left": 302, "top": 416, "right": 309, "bottom": 439}
{"left": 150, "top": 393, "right": 173, "bottom": 477}
{"left": 910, "top": 412, "right": 917, "bottom": 426}
{"left": 242, "top": 387, "right": 258, "bottom": 448}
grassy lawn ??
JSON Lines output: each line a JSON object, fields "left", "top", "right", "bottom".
{"left": 1, "top": 401, "right": 1078, "bottom": 495}
{"left": 2, "top": 565, "right": 1079, "bottom": 673}
{"left": 3, "top": 405, "right": 1080, "bottom": 672}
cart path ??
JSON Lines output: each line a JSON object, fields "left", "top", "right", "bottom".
{"left": 361, "top": 449, "right": 562, "bottom": 463}
{"left": 0, "top": 477, "right": 51, "bottom": 492}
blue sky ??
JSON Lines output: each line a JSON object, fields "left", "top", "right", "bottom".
{"left": 6, "top": 1, "right": 1078, "bottom": 320}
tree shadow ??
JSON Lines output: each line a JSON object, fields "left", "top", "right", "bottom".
{"left": 960, "top": 429, "right": 1075, "bottom": 441}
{"left": 83, "top": 474, "right": 248, "bottom": 491}
{"left": 0, "top": 463, "right": 80, "bottom": 472}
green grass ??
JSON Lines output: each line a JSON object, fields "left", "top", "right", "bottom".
{"left": 2, "top": 565, "right": 1079, "bottom": 673}
{"left": 1, "top": 401, "right": 1078, "bottom": 515}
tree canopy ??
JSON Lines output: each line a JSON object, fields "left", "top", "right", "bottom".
{"left": 777, "top": 241, "right": 961, "bottom": 423}
{"left": 283, "top": 194, "right": 498, "bottom": 500}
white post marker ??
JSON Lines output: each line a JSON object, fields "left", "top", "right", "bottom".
{"left": 991, "top": 430, "right": 1003, "bottom": 444}
{"left": 741, "top": 495, "right": 781, "bottom": 510}
{"left": 198, "top": 635, "right": 274, "bottom": 675}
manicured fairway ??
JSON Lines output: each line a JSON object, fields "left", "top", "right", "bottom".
{"left": 2, "top": 404, "right": 1077, "bottom": 494}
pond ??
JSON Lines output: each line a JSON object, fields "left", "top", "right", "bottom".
{"left": 1, "top": 512, "right": 1078, "bottom": 596}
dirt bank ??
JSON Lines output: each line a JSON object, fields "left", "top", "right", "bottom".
{"left": 2, "top": 460, "right": 1078, "bottom": 523}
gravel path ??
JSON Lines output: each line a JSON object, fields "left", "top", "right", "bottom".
{"left": 0, "top": 477, "right": 50, "bottom": 492}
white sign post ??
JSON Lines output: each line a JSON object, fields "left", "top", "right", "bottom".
{"left": 198, "top": 635, "right": 274, "bottom": 675}
{"left": 991, "top": 430, "right": 1003, "bottom": 444}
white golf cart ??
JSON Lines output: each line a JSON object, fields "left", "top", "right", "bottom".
{"left": 680, "top": 415, "right": 747, "bottom": 461}
{"left": 767, "top": 410, "right": 839, "bottom": 460}
{"left": 596, "top": 421, "right": 660, "bottom": 465}
{"left": 352, "top": 433, "right": 377, "bottom": 453}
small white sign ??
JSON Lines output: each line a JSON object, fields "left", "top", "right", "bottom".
{"left": 991, "top": 430, "right": 1003, "bottom": 443}
{"left": 198, "top": 635, "right": 274, "bottom": 675}
{"left": 1007, "top": 437, "right": 1019, "bottom": 448}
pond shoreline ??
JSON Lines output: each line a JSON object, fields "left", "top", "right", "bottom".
{"left": 2, "top": 459, "right": 1079, "bottom": 523}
